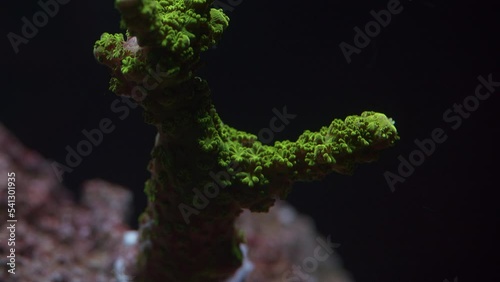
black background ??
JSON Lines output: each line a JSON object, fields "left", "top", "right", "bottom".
{"left": 2, "top": 0, "right": 499, "bottom": 281}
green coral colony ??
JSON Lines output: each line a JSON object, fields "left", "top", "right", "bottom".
{"left": 94, "top": 0, "right": 399, "bottom": 281}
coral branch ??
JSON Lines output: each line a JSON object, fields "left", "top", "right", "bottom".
{"left": 93, "top": 0, "right": 399, "bottom": 281}
{"left": 207, "top": 111, "right": 399, "bottom": 211}
{"left": 222, "top": 111, "right": 397, "bottom": 178}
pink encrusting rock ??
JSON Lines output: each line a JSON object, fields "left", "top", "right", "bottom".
{"left": 231, "top": 201, "right": 354, "bottom": 282}
{"left": 0, "top": 124, "right": 138, "bottom": 282}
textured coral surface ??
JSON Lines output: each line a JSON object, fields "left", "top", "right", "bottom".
{"left": 92, "top": 1, "right": 398, "bottom": 280}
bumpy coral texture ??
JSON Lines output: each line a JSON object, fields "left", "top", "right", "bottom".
{"left": 93, "top": 0, "right": 399, "bottom": 281}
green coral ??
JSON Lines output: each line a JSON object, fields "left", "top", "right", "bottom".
{"left": 94, "top": 0, "right": 399, "bottom": 281}
{"left": 116, "top": 0, "right": 228, "bottom": 80}
{"left": 236, "top": 165, "right": 268, "bottom": 187}
{"left": 215, "top": 111, "right": 398, "bottom": 186}
{"left": 93, "top": 32, "right": 126, "bottom": 63}
{"left": 94, "top": 0, "right": 230, "bottom": 97}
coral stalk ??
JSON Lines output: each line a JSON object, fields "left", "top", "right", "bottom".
{"left": 94, "top": 0, "right": 399, "bottom": 280}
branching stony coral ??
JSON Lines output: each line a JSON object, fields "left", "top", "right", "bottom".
{"left": 94, "top": 0, "right": 399, "bottom": 281}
